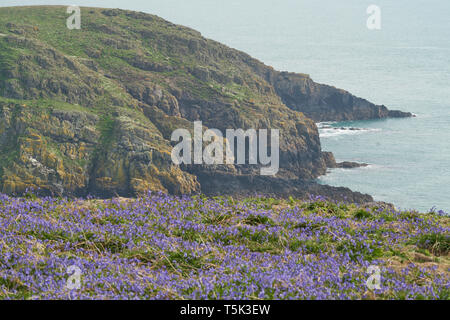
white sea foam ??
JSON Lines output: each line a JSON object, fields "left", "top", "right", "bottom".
{"left": 318, "top": 125, "right": 381, "bottom": 138}
{"left": 325, "top": 163, "right": 381, "bottom": 173}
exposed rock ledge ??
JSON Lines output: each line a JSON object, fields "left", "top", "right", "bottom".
{"left": 195, "top": 171, "right": 373, "bottom": 204}
{"left": 322, "top": 152, "right": 368, "bottom": 169}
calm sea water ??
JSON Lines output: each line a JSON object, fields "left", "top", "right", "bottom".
{"left": 3, "top": 0, "right": 450, "bottom": 211}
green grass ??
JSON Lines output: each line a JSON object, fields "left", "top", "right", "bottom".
{"left": 415, "top": 233, "right": 450, "bottom": 255}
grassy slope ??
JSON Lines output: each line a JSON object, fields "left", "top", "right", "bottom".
{"left": 0, "top": 6, "right": 293, "bottom": 123}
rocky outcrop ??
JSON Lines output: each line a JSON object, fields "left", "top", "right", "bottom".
{"left": 195, "top": 171, "right": 373, "bottom": 204}
{"left": 336, "top": 162, "right": 368, "bottom": 169}
{"left": 270, "top": 72, "right": 413, "bottom": 122}
{"left": 322, "top": 152, "right": 368, "bottom": 169}
{"left": 0, "top": 6, "right": 395, "bottom": 202}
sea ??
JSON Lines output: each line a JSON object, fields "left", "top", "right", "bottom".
{"left": 3, "top": 0, "right": 450, "bottom": 212}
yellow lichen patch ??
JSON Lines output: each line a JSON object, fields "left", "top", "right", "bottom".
{"left": 95, "top": 177, "right": 114, "bottom": 187}
{"left": 1, "top": 172, "right": 39, "bottom": 194}
{"left": 114, "top": 159, "right": 128, "bottom": 186}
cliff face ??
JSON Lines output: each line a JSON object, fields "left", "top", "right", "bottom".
{"left": 0, "top": 6, "right": 403, "bottom": 201}
{"left": 0, "top": 102, "right": 200, "bottom": 197}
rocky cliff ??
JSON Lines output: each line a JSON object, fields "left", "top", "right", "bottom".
{"left": 0, "top": 6, "right": 409, "bottom": 202}
{"left": 269, "top": 72, "right": 412, "bottom": 122}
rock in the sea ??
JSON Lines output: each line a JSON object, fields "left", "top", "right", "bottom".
{"left": 336, "top": 161, "right": 369, "bottom": 169}
{"left": 321, "top": 152, "right": 368, "bottom": 169}
{"left": 322, "top": 151, "right": 337, "bottom": 168}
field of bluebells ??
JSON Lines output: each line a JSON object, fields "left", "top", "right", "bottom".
{"left": 0, "top": 191, "right": 448, "bottom": 300}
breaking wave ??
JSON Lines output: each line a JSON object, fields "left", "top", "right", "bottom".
{"left": 318, "top": 122, "right": 381, "bottom": 138}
